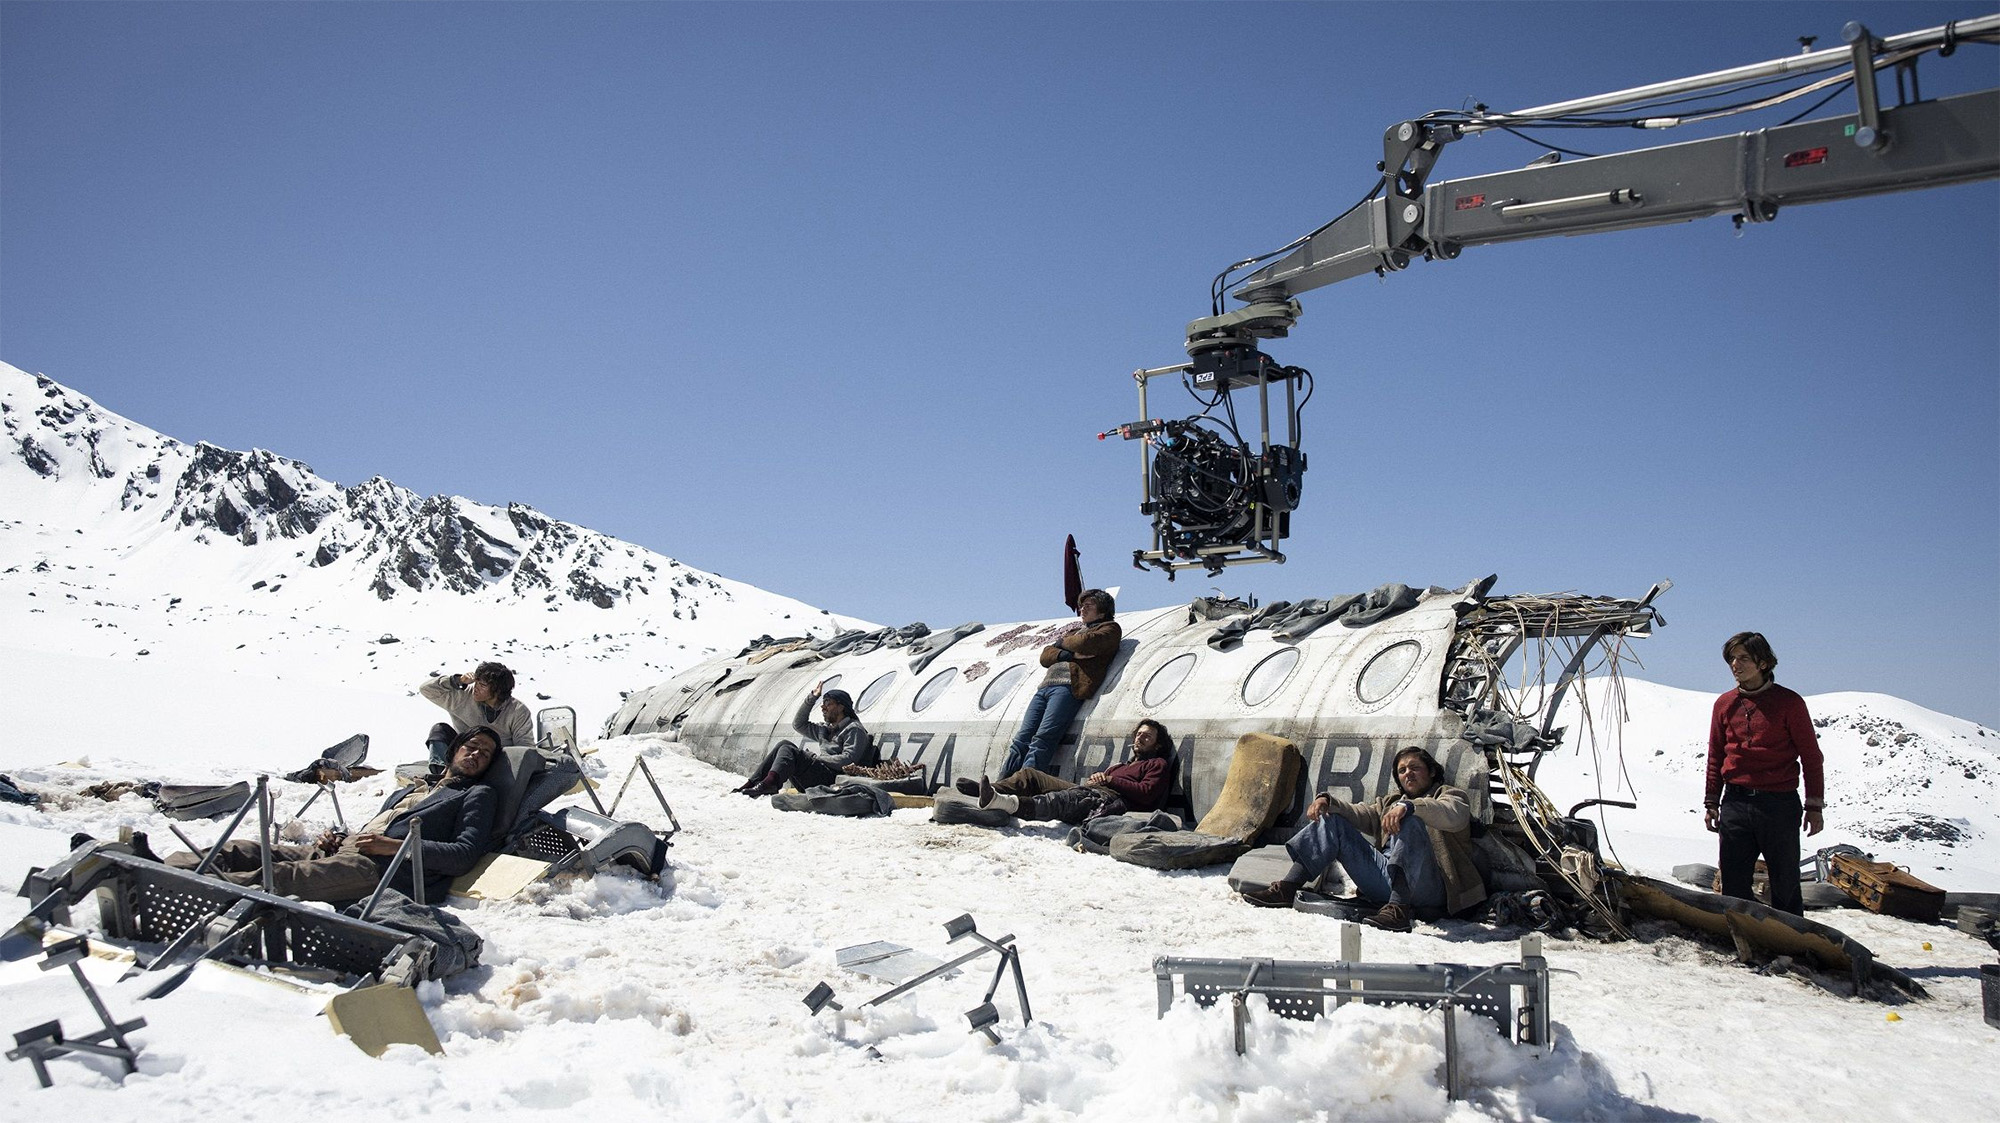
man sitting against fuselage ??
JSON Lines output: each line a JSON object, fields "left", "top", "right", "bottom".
{"left": 1239, "top": 745, "right": 1485, "bottom": 932}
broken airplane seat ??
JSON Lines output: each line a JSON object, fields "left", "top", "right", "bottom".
{"left": 11, "top": 843, "right": 445, "bottom": 989}
{"left": 1111, "top": 733, "right": 1302, "bottom": 871}
{"left": 1154, "top": 936, "right": 1553, "bottom": 1102}
{"left": 1620, "top": 873, "right": 1926, "bottom": 999}
{"left": 153, "top": 781, "right": 253, "bottom": 822}
{"left": 449, "top": 745, "right": 672, "bottom": 901}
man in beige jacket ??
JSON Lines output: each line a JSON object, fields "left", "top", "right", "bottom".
{"left": 420, "top": 662, "right": 534, "bottom": 777}
{"left": 1240, "top": 746, "right": 1486, "bottom": 931}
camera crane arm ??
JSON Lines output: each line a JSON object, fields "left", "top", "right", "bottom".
{"left": 1129, "top": 16, "right": 1998, "bottom": 578}
{"left": 1227, "top": 16, "right": 1999, "bottom": 310}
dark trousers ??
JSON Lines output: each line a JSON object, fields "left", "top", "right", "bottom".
{"left": 993, "top": 768, "right": 1075, "bottom": 797}
{"left": 750, "top": 741, "right": 840, "bottom": 792}
{"left": 425, "top": 722, "right": 457, "bottom": 770}
{"left": 1019, "top": 786, "right": 1116, "bottom": 825}
{"left": 1718, "top": 785, "right": 1804, "bottom": 915}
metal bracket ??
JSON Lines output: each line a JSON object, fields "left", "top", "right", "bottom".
{"left": 5, "top": 936, "right": 146, "bottom": 1088}
{"left": 1843, "top": 22, "right": 1889, "bottom": 151}
{"left": 803, "top": 913, "right": 1032, "bottom": 1043}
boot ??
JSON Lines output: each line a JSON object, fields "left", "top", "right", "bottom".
{"left": 1240, "top": 880, "right": 1300, "bottom": 909}
{"left": 126, "top": 830, "right": 162, "bottom": 864}
{"left": 1363, "top": 901, "right": 1413, "bottom": 932}
{"left": 955, "top": 777, "right": 981, "bottom": 798}
{"left": 749, "top": 772, "right": 786, "bottom": 797}
{"left": 976, "top": 775, "right": 997, "bottom": 807}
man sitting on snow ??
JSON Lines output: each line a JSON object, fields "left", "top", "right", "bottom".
{"left": 420, "top": 662, "right": 534, "bottom": 778}
{"left": 161, "top": 726, "right": 501, "bottom": 904}
{"left": 1238, "top": 745, "right": 1485, "bottom": 932}
{"left": 961, "top": 719, "right": 1175, "bottom": 824}
{"left": 731, "top": 681, "right": 872, "bottom": 796}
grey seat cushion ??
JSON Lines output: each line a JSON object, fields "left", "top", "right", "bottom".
{"left": 1111, "top": 830, "right": 1250, "bottom": 870}
{"left": 930, "top": 790, "right": 1017, "bottom": 828}
{"left": 772, "top": 784, "right": 890, "bottom": 818}
{"left": 1225, "top": 844, "right": 1304, "bottom": 893}
{"left": 1067, "top": 810, "right": 1182, "bottom": 855}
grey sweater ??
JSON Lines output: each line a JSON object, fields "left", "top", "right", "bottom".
{"left": 419, "top": 673, "right": 535, "bottom": 748}
{"left": 791, "top": 694, "right": 872, "bottom": 769}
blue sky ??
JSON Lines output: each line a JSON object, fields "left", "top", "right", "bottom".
{"left": 4, "top": 1, "right": 1996, "bottom": 727}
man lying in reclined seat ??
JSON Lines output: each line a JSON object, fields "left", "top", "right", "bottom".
{"left": 961, "top": 720, "right": 1174, "bottom": 824}
{"left": 1239, "top": 745, "right": 1486, "bottom": 932}
{"left": 157, "top": 726, "right": 501, "bottom": 904}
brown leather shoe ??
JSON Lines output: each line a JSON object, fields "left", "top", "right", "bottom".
{"left": 1363, "top": 901, "right": 1413, "bottom": 931}
{"left": 1240, "top": 881, "right": 1299, "bottom": 909}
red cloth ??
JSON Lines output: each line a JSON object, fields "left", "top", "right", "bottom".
{"left": 1097, "top": 755, "right": 1170, "bottom": 811}
{"left": 1705, "top": 682, "right": 1824, "bottom": 808}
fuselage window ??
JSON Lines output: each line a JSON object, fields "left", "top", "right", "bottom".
{"left": 1242, "top": 647, "right": 1301, "bottom": 707}
{"left": 912, "top": 668, "right": 958, "bottom": 713}
{"left": 1357, "top": 640, "right": 1423, "bottom": 704}
{"left": 979, "top": 664, "right": 1030, "bottom": 711}
{"left": 858, "top": 671, "right": 898, "bottom": 713}
{"left": 1142, "top": 652, "right": 1197, "bottom": 708}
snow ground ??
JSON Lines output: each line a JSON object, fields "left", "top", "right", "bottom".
{"left": 4, "top": 360, "right": 1997, "bottom": 1119}
{"left": 3, "top": 723, "right": 1996, "bottom": 1122}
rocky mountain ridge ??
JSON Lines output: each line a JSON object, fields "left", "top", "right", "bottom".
{"left": 4, "top": 364, "right": 734, "bottom": 615}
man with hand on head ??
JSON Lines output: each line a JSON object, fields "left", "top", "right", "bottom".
{"left": 733, "top": 680, "right": 872, "bottom": 796}
{"left": 969, "top": 719, "right": 1175, "bottom": 824}
{"left": 420, "top": 661, "right": 534, "bottom": 777}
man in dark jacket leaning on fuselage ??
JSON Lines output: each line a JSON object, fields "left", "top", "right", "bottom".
{"left": 1239, "top": 745, "right": 1485, "bottom": 932}
{"left": 165, "top": 726, "right": 501, "bottom": 903}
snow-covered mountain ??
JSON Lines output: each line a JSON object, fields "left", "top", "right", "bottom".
{"left": 1536, "top": 679, "right": 1999, "bottom": 891}
{"left": 0, "top": 362, "right": 866, "bottom": 749}
{"left": 3, "top": 364, "right": 1996, "bottom": 1121}
{"left": 4, "top": 362, "right": 1994, "bottom": 888}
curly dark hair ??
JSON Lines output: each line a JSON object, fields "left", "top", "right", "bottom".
{"left": 1134, "top": 719, "right": 1175, "bottom": 758}
{"left": 473, "top": 662, "right": 516, "bottom": 702}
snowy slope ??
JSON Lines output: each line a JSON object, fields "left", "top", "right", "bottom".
{"left": 1, "top": 362, "right": 867, "bottom": 753}
{"left": 2, "top": 363, "right": 1996, "bottom": 1120}
{"left": 1532, "top": 678, "right": 2000, "bottom": 892}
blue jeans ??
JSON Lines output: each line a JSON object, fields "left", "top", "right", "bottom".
{"left": 1001, "top": 684, "right": 1082, "bottom": 775}
{"left": 1285, "top": 807, "right": 1445, "bottom": 910}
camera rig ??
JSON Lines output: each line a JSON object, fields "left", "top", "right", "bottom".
{"left": 1113, "top": 15, "right": 1997, "bottom": 580}
{"left": 1111, "top": 299, "right": 1311, "bottom": 578}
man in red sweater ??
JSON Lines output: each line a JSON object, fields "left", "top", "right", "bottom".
{"left": 1704, "top": 631, "right": 1824, "bottom": 915}
{"left": 967, "top": 720, "right": 1174, "bottom": 824}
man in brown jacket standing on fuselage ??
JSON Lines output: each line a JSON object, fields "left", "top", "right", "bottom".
{"left": 1000, "top": 589, "right": 1122, "bottom": 775}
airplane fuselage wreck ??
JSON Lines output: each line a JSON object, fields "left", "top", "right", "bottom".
{"left": 605, "top": 578, "right": 1666, "bottom": 830}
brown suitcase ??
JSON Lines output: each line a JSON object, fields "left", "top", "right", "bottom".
{"left": 1828, "top": 853, "right": 1945, "bottom": 922}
